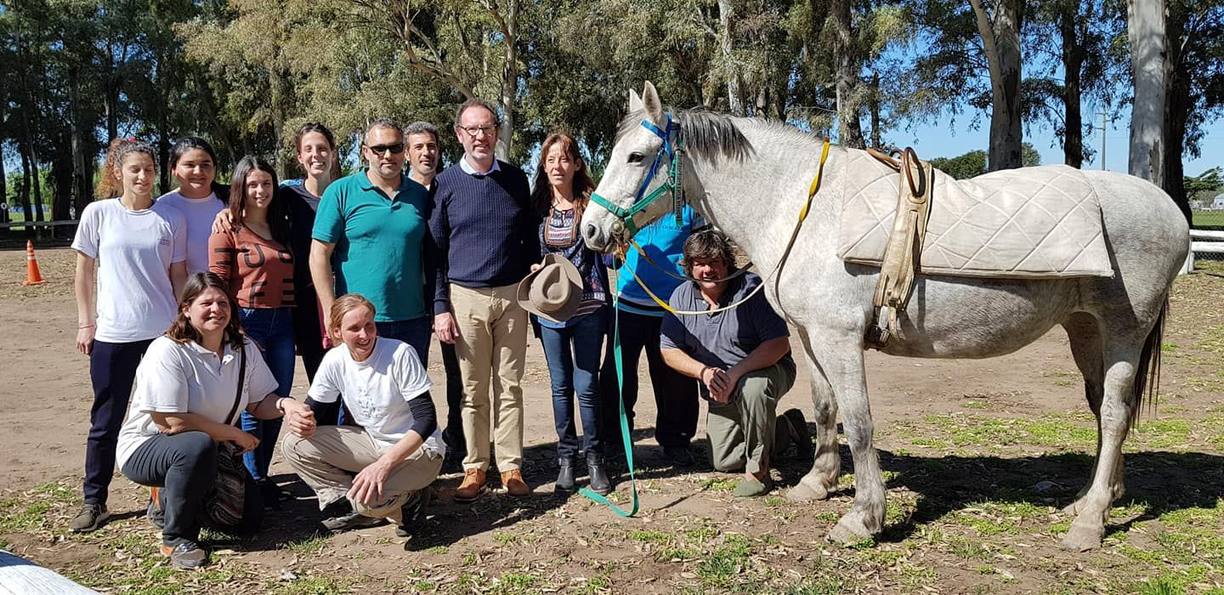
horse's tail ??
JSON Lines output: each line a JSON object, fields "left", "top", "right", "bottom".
{"left": 1129, "top": 296, "right": 1168, "bottom": 433}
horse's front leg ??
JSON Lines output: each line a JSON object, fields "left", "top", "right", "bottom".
{"left": 818, "top": 335, "right": 886, "bottom": 543}
{"left": 788, "top": 328, "right": 841, "bottom": 502}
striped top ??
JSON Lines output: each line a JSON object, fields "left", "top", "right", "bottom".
{"left": 538, "top": 206, "right": 609, "bottom": 328}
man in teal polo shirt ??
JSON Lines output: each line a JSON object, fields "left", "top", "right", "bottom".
{"left": 310, "top": 118, "right": 434, "bottom": 365}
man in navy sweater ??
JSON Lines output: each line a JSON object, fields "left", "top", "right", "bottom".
{"left": 430, "top": 99, "right": 540, "bottom": 501}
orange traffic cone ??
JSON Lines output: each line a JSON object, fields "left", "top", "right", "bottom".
{"left": 22, "top": 240, "right": 47, "bottom": 286}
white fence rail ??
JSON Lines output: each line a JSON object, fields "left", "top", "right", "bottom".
{"left": 1182, "top": 229, "right": 1224, "bottom": 274}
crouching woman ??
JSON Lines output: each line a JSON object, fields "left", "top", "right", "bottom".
{"left": 281, "top": 294, "right": 444, "bottom": 538}
{"left": 115, "top": 272, "right": 316, "bottom": 569}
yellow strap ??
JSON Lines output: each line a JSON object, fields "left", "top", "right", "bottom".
{"left": 798, "top": 139, "right": 831, "bottom": 222}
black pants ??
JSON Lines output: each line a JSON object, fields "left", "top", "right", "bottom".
{"left": 599, "top": 309, "right": 699, "bottom": 453}
{"left": 85, "top": 338, "right": 154, "bottom": 505}
{"left": 440, "top": 341, "right": 466, "bottom": 458}
{"left": 123, "top": 432, "right": 214, "bottom": 545}
{"left": 294, "top": 288, "right": 336, "bottom": 424}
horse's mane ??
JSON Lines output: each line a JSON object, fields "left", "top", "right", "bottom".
{"left": 617, "top": 108, "right": 828, "bottom": 164}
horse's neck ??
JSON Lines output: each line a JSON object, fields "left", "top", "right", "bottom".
{"left": 687, "top": 125, "right": 844, "bottom": 269}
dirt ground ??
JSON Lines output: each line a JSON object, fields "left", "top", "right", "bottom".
{"left": 1, "top": 246, "right": 1221, "bottom": 594}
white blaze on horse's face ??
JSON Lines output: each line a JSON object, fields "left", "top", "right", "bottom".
{"left": 581, "top": 82, "right": 676, "bottom": 253}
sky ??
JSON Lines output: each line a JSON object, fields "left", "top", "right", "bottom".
{"left": 889, "top": 101, "right": 1223, "bottom": 178}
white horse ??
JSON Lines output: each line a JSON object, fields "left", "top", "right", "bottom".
{"left": 581, "top": 82, "right": 1189, "bottom": 551}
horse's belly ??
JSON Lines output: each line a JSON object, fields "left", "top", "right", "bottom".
{"left": 878, "top": 276, "right": 1078, "bottom": 359}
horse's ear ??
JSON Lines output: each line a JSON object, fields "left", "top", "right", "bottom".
{"left": 629, "top": 88, "right": 644, "bottom": 113}
{"left": 642, "top": 81, "right": 664, "bottom": 124}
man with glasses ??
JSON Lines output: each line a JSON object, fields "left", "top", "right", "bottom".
{"left": 310, "top": 118, "right": 436, "bottom": 365}
{"left": 430, "top": 99, "right": 538, "bottom": 500}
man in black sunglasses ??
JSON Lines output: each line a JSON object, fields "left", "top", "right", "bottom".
{"left": 310, "top": 118, "right": 438, "bottom": 371}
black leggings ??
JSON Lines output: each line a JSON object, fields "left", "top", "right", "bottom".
{"left": 122, "top": 432, "right": 261, "bottom": 545}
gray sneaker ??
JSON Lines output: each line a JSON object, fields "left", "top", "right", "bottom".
{"left": 321, "top": 504, "right": 384, "bottom": 532}
{"left": 69, "top": 503, "right": 110, "bottom": 533}
{"left": 160, "top": 541, "right": 209, "bottom": 570}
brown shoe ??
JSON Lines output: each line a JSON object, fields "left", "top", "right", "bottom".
{"left": 501, "top": 469, "right": 531, "bottom": 497}
{"left": 454, "top": 468, "right": 487, "bottom": 503}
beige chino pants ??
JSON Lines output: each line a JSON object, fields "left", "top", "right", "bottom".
{"left": 281, "top": 426, "right": 442, "bottom": 522}
{"left": 449, "top": 283, "right": 528, "bottom": 472}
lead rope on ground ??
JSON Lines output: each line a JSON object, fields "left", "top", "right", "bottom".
{"left": 578, "top": 281, "right": 640, "bottom": 517}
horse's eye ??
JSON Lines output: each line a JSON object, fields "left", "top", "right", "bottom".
{"left": 628, "top": 152, "right": 645, "bottom": 164}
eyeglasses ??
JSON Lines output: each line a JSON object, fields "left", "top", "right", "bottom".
{"left": 365, "top": 143, "right": 405, "bottom": 156}
{"left": 457, "top": 125, "right": 498, "bottom": 138}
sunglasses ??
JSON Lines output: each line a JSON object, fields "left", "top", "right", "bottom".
{"left": 366, "top": 143, "right": 405, "bottom": 156}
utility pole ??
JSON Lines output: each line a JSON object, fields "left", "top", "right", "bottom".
{"left": 1089, "top": 109, "right": 1108, "bottom": 170}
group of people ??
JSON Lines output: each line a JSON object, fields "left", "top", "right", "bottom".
{"left": 68, "top": 98, "right": 809, "bottom": 570}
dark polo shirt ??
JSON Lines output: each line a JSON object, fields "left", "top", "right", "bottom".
{"left": 659, "top": 272, "right": 793, "bottom": 371}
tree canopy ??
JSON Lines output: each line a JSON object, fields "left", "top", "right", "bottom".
{"left": 0, "top": 0, "right": 1220, "bottom": 227}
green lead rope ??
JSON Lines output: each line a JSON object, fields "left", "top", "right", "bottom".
{"left": 578, "top": 290, "right": 639, "bottom": 517}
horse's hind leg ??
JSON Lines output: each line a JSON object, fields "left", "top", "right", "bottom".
{"left": 1061, "top": 337, "right": 1141, "bottom": 551}
{"left": 787, "top": 328, "right": 841, "bottom": 502}
{"left": 1061, "top": 313, "right": 1124, "bottom": 515}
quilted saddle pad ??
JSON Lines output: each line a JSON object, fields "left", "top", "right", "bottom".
{"left": 836, "top": 151, "right": 1113, "bottom": 279}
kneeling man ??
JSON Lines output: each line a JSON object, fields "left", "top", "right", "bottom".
{"left": 282, "top": 294, "right": 444, "bottom": 536}
{"left": 660, "top": 230, "right": 800, "bottom": 497}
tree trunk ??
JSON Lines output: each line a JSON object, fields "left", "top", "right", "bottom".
{"left": 969, "top": 0, "right": 1024, "bottom": 171}
{"left": 52, "top": 152, "right": 74, "bottom": 224}
{"left": 718, "top": 0, "right": 744, "bottom": 116}
{"left": 0, "top": 103, "right": 7, "bottom": 224}
{"left": 495, "top": 0, "right": 519, "bottom": 160}
{"left": 1160, "top": 6, "right": 1190, "bottom": 222}
{"left": 70, "top": 70, "right": 93, "bottom": 214}
{"left": 1059, "top": 5, "right": 1084, "bottom": 168}
{"left": 832, "top": 0, "right": 864, "bottom": 148}
{"left": 1126, "top": 0, "right": 1166, "bottom": 185}
{"left": 868, "top": 73, "right": 882, "bottom": 148}
{"left": 18, "top": 149, "right": 33, "bottom": 229}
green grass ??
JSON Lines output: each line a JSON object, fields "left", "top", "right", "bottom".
{"left": 274, "top": 576, "right": 354, "bottom": 595}
{"left": 696, "top": 533, "right": 753, "bottom": 589}
{"left": 491, "top": 572, "right": 538, "bottom": 595}
{"left": 280, "top": 532, "right": 328, "bottom": 555}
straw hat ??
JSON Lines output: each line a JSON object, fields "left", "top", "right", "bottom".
{"left": 517, "top": 254, "right": 583, "bottom": 323}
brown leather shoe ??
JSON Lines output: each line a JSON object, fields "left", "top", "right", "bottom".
{"left": 501, "top": 469, "right": 531, "bottom": 497}
{"left": 454, "top": 468, "right": 487, "bottom": 503}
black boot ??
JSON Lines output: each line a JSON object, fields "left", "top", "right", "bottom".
{"left": 556, "top": 458, "right": 576, "bottom": 492}
{"left": 586, "top": 452, "right": 612, "bottom": 495}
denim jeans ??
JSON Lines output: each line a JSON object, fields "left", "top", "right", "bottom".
{"left": 540, "top": 307, "right": 607, "bottom": 460}
{"left": 238, "top": 307, "right": 295, "bottom": 481}
{"left": 376, "top": 317, "right": 431, "bottom": 366}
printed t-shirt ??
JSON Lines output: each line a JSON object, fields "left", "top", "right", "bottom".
{"left": 208, "top": 227, "right": 296, "bottom": 308}
{"left": 308, "top": 337, "right": 445, "bottom": 456}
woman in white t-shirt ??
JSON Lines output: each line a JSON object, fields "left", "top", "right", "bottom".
{"left": 117, "top": 272, "right": 315, "bottom": 569}
{"left": 158, "top": 137, "right": 227, "bottom": 273}
{"left": 70, "top": 139, "right": 189, "bottom": 534}
{"left": 281, "top": 294, "right": 444, "bottom": 539}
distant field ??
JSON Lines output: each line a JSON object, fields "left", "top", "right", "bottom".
{"left": 1193, "top": 210, "right": 1224, "bottom": 228}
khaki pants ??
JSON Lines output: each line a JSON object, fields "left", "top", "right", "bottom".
{"left": 707, "top": 359, "right": 797, "bottom": 475}
{"left": 450, "top": 283, "right": 528, "bottom": 472}
{"left": 280, "top": 426, "right": 442, "bottom": 522}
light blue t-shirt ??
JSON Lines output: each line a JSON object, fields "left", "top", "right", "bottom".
{"left": 312, "top": 171, "right": 431, "bottom": 322}
{"left": 615, "top": 205, "right": 703, "bottom": 317}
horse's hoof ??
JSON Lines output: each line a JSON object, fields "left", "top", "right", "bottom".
{"left": 827, "top": 513, "right": 874, "bottom": 546}
{"left": 1060, "top": 521, "right": 1104, "bottom": 552}
{"left": 787, "top": 477, "right": 832, "bottom": 502}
